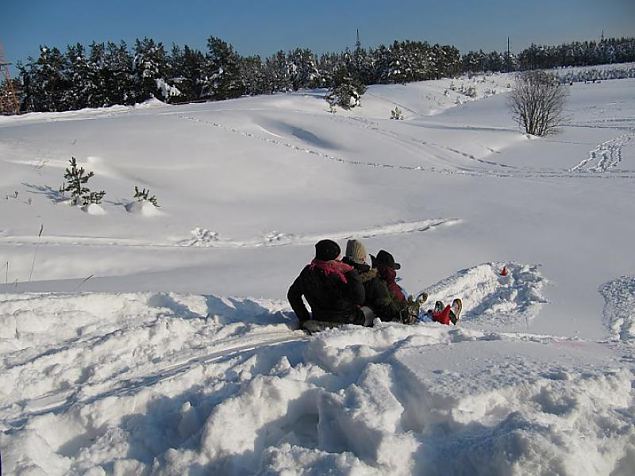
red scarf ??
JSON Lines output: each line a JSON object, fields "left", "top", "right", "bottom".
{"left": 309, "top": 259, "right": 353, "bottom": 284}
{"left": 378, "top": 266, "right": 406, "bottom": 302}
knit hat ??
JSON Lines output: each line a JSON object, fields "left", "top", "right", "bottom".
{"left": 315, "top": 239, "right": 341, "bottom": 261}
{"left": 371, "top": 249, "right": 401, "bottom": 270}
{"left": 345, "top": 239, "right": 367, "bottom": 265}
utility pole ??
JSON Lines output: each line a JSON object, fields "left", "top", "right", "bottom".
{"left": 0, "top": 44, "right": 20, "bottom": 115}
{"left": 507, "top": 36, "right": 511, "bottom": 73}
{"left": 356, "top": 29, "right": 361, "bottom": 51}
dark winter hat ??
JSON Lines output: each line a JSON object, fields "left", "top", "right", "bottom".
{"left": 315, "top": 239, "right": 341, "bottom": 261}
{"left": 371, "top": 249, "right": 401, "bottom": 270}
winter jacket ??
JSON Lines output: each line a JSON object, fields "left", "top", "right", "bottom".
{"left": 377, "top": 265, "right": 406, "bottom": 302}
{"left": 343, "top": 258, "right": 405, "bottom": 322}
{"left": 288, "top": 260, "right": 365, "bottom": 324}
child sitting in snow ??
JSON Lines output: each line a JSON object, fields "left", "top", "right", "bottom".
{"left": 369, "top": 248, "right": 463, "bottom": 325}
{"left": 427, "top": 299, "right": 463, "bottom": 325}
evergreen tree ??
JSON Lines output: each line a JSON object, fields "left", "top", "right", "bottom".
{"left": 326, "top": 65, "right": 366, "bottom": 109}
{"left": 264, "top": 50, "right": 292, "bottom": 93}
{"left": 133, "top": 186, "right": 159, "bottom": 207}
{"left": 202, "top": 37, "right": 245, "bottom": 100}
{"left": 103, "top": 41, "right": 135, "bottom": 106}
{"left": 287, "top": 48, "right": 320, "bottom": 90}
{"left": 86, "top": 42, "right": 108, "bottom": 107}
{"left": 169, "top": 45, "right": 204, "bottom": 101}
{"left": 20, "top": 46, "right": 70, "bottom": 112}
{"left": 439, "top": 45, "right": 461, "bottom": 77}
{"left": 371, "top": 45, "right": 392, "bottom": 84}
{"left": 351, "top": 45, "right": 374, "bottom": 85}
{"left": 241, "top": 55, "right": 268, "bottom": 96}
{"left": 133, "top": 38, "right": 170, "bottom": 101}
{"left": 65, "top": 43, "right": 92, "bottom": 109}
{"left": 316, "top": 52, "right": 343, "bottom": 88}
{"left": 63, "top": 157, "right": 96, "bottom": 205}
{"left": 387, "top": 41, "right": 410, "bottom": 84}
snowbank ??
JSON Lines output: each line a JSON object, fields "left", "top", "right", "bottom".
{"left": 125, "top": 200, "right": 164, "bottom": 217}
{"left": 0, "top": 288, "right": 633, "bottom": 475}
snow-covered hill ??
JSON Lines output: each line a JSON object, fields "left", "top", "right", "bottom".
{"left": 1, "top": 73, "right": 634, "bottom": 474}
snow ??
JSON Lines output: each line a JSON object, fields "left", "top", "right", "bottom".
{"left": 124, "top": 200, "right": 163, "bottom": 217}
{"left": 0, "top": 71, "right": 634, "bottom": 474}
{"left": 155, "top": 79, "right": 182, "bottom": 100}
{"left": 82, "top": 203, "right": 106, "bottom": 215}
{"left": 600, "top": 276, "right": 635, "bottom": 343}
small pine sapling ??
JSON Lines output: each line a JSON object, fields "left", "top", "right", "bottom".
{"left": 84, "top": 190, "right": 106, "bottom": 205}
{"left": 64, "top": 157, "right": 95, "bottom": 205}
{"left": 390, "top": 106, "right": 403, "bottom": 120}
{"left": 134, "top": 186, "right": 159, "bottom": 207}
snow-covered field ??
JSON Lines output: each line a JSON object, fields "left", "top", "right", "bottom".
{"left": 1, "top": 72, "right": 634, "bottom": 475}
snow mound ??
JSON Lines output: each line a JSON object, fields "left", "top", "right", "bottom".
{"left": 1, "top": 292, "right": 632, "bottom": 475}
{"left": 181, "top": 227, "right": 220, "bottom": 246}
{"left": 133, "top": 97, "right": 167, "bottom": 109}
{"left": 264, "top": 230, "right": 294, "bottom": 244}
{"left": 81, "top": 203, "right": 106, "bottom": 215}
{"left": 125, "top": 200, "right": 163, "bottom": 217}
{"left": 362, "top": 73, "right": 513, "bottom": 117}
{"left": 600, "top": 276, "right": 635, "bottom": 343}
{"left": 421, "top": 262, "right": 548, "bottom": 327}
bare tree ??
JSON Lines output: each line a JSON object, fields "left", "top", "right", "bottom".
{"left": 509, "top": 71, "right": 568, "bottom": 136}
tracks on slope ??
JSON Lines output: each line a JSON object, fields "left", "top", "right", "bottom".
{"left": 176, "top": 113, "right": 635, "bottom": 180}
{"left": 0, "top": 218, "right": 460, "bottom": 249}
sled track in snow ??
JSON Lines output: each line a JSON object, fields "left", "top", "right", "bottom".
{"left": 332, "top": 114, "right": 521, "bottom": 171}
{"left": 177, "top": 113, "right": 635, "bottom": 180}
{"left": 0, "top": 218, "right": 460, "bottom": 249}
{"left": 178, "top": 218, "right": 460, "bottom": 248}
{"left": 419, "top": 262, "right": 548, "bottom": 328}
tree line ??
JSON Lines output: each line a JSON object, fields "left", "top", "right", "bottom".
{"left": 4, "top": 36, "right": 635, "bottom": 113}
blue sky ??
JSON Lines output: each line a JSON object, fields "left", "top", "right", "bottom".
{"left": 3, "top": 0, "right": 634, "bottom": 66}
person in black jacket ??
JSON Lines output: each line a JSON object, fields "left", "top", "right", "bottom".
{"left": 288, "top": 239, "right": 365, "bottom": 327}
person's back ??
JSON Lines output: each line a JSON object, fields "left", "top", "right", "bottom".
{"left": 288, "top": 240, "right": 365, "bottom": 326}
{"left": 343, "top": 240, "right": 404, "bottom": 323}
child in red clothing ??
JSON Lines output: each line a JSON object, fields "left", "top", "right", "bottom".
{"left": 429, "top": 299, "right": 463, "bottom": 325}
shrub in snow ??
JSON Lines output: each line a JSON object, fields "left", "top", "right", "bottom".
{"left": 509, "top": 71, "right": 568, "bottom": 136}
{"left": 62, "top": 157, "right": 105, "bottom": 206}
{"left": 460, "top": 84, "right": 477, "bottom": 98}
{"left": 390, "top": 106, "right": 404, "bottom": 120}
{"left": 133, "top": 186, "right": 159, "bottom": 207}
{"left": 84, "top": 190, "right": 105, "bottom": 205}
